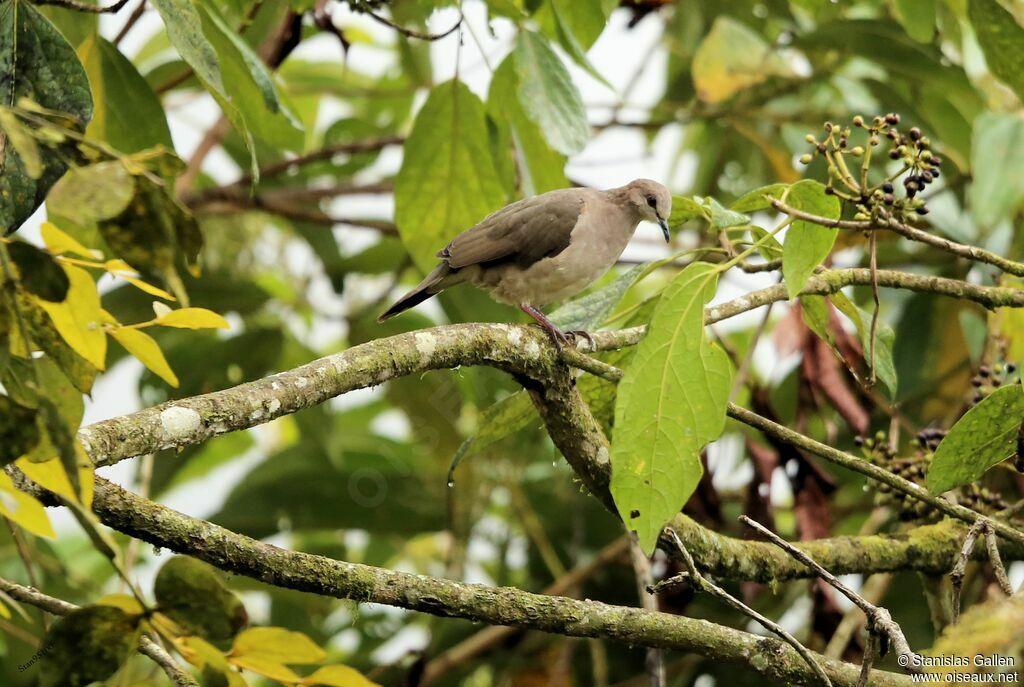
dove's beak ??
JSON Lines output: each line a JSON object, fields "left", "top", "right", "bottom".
{"left": 658, "top": 215, "right": 671, "bottom": 243}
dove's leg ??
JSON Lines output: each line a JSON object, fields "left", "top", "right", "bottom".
{"left": 519, "top": 303, "right": 570, "bottom": 347}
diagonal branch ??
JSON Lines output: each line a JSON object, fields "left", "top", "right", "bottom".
{"left": 17, "top": 475, "right": 911, "bottom": 687}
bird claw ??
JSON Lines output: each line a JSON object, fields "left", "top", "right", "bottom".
{"left": 564, "top": 330, "right": 596, "bottom": 350}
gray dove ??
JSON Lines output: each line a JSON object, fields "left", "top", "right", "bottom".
{"left": 379, "top": 179, "right": 672, "bottom": 345}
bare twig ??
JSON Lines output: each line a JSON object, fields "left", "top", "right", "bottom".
{"left": 984, "top": 526, "right": 1014, "bottom": 597}
{"left": 658, "top": 529, "right": 833, "bottom": 687}
{"left": 950, "top": 519, "right": 986, "bottom": 624}
{"left": 739, "top": 515, "right": 919, "bottom": 671}
{"left": 112, "top": 0, "right": 146, "bottom": 45}
{"left": 629, "top": 540, "right": 665, "bottom": 687}
{"left": 0, "top": 576, "right": 198, "bottom": 687}
{"left": 240, "top": 136, "right": 404, "bottom": 183}
{"left": 358, "top": 7, "right": 463, "bottom": 41}
{"left": 32, "top": 0, "right": 130, "bottom": 12}
{"left": 856, "top": 633, "right": 877, "bottom": 687}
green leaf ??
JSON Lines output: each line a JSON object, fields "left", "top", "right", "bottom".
{"left": 830, "top": 291, "right": 898, "bottom": 398}
{"left": 551, "top": 263, "right": 648, "bottom": 331}
{"left": 197, "top": 1, "right": 303, "bottom": 152}
{"left": 969, "top": 112, "right": 1024, "bottom": 230}
{"left": 0, "top": 395, "right": 39, "bottom": 467}
{"left": 0, "top": 0, "right": 92, "bottom": 234}
{"left": 731, "top": 183, "right": 788, "bottom": 212}
{"left": 149, "top": 0, "right": 259, "bottom": 176}
{"left": 611, "top": 263, "right": 733, "bottom": 553}
{"left": 488, "top": 54, "right": 568, "bottom": 196}
{"left": 7, "top": 241, "right": 69, "bottom": 302}
{"left": 38, "top": 605, "right": 141, "bottom": 687}
{"left": 154, "top": 556, "right": 248, "bottom": 642}
{"left": 394, "top": 79, "right": 507, "bottom": 272}
{"left": 893, "top": 0, "right": 936, "bottom": 43}
{"left": 691, "top": 17, "right": 792, "bottom": 103}
{"left": 969, "top": 0, "right": 1024, "bottom": 102}
{"left": 782, "top": 179, "right": 840, "bottom": 299}
{"left": 540, "top": 0, "right": 614, "bottom": 88}
{"left": 700, "top": 196, "right": 750, "bottom": 230}
{"left": 927, "top": 385, "right": 1024, "bottom": 494}
{"left": 46, "top": 160, "right": 137, "bottom": 223}
{"left": 78, "top": 36, "right": 174, "bottom": 153}
{"left": 514, "top": 30, "right": 589, "bottom": 156}
{"left": 668, "top": 196, "right": 705, "bottom": 228}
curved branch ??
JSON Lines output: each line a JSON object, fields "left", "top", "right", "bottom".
{"left": 0, "top": 576, "right": 198, "bottom": 687}
{"left": 81, "top": 267, "right": 1024, "bottom": 469}
{"left": 21, "top": 475, "right": 909, "bottom": 687}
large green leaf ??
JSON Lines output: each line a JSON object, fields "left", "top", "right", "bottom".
{"left": 969, "top": 112, "right": 1024, "bottom": 230}
{"left": 394, "top": 79, "right": 506, "bottom": 272}
{"left": 197, "top": 1, "right": 303, "bottom": 152}
{"left": 782, "top": 179, "right": 840, "bottom": 299}
{"left": 927, "top": 385, "right": 1024, "bottom": 494}
{"left": 969, "top": 0, "right": 1024, "bottom": 102}
{"left": 611, "top": 263, "right": 733, "bottom": 553}
{"left": 488, "top": 53, "right": 568, "bottom": 196}
{"left": 0, "top": 0, "right": 92, "bottom": 234}
{"left": 514, "top": 30, "right": 589, "bottom": 156}
{"left": 78, "top": 36, "right": 173, "bottom": 153}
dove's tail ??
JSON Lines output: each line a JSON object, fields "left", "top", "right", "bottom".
{"left": 378, "top": 263, "right": 457, "bottom": 322}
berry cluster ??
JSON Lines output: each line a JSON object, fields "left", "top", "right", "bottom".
{"left": 799, "top": 114, "right": 943, "bottom": 225}
{"left": 969, "top": 362, "right": 1017, "bottom": 406}
{"left": 857, "top": 430, "right": 1007, "bottom": 521}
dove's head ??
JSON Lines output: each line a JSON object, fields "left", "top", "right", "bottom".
{"left": 624, "top": 179, "right": 672, "bottom": 242}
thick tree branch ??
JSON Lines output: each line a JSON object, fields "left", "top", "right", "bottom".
{"left": 21, "top": 476, "right": 910, "bottom": 687}
{"left": 81, "top": 267, "right": 1024, "bottom": 470}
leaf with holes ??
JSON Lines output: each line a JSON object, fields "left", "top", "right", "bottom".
{"left": 0, "top": 0, "right": 92, "bottom": 234}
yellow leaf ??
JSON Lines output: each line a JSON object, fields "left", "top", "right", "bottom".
{"left": 0, "top": 599, "right": 10, "bottom": 620}
{"left": 16, "top": 448, "right": 94, "bottom": 509}
{"left": 302, "top": 665, "right": 382, "bottom": 687}
{"left": 179, "top": 635, "right": 233, "bottom": 672}
{"left": 110, "top": 327, "right": 179, "bottom": 387}
{"left": 232, "top": 627, "right": 326, "bottom": 664}
{"left": 231, "top": 655, "right": 302, "bottom": 683}
{"left": 96, "top": 594, "right": 145, "bottom": 615}
{"left": 691, "top": 17, "right": 793, "bottom": 104}
{"left": 121, "top": 275, "right": 176, "bottom": 301}
{"left": 41, "top": 222, "right": 99, "bottom": 259}
{"left": 39, "top": 264, "right": 107, "bottom": 370}
{"left": 0, "top": 471, "right": 55, "bottom": 539}
{"left": 155, "top": 307, "right": 229, "bottom": 330}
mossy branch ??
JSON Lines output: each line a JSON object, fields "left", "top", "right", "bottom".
{"left": 18, "top": 475, "right": 911, "bottom": 687}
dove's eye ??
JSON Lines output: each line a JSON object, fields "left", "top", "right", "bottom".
{"left": 646, "top": 195, "right": 657, "bottom": 208}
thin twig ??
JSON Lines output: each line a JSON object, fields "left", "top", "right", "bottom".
{"left": 867, "top": 231, "right": 880, "bottom": 386}
{"left": 112, "top": 0, "right": 146, "bottom": 45}
{"left": 740, "top": 516, "right": 919, "bottom": 671}
{"left": 950, "top": 519, "right": 986, "bottom": 624}
{"left": 770, "top": 198, "right": 1024, "bottom": 277}
{"left": 0, "top": 576, "right": 198, "bottom": 687}
{"left": 359, "top": 7, "right": 463, "bottom": 41}
{"left": 32, "top": 0, "right": 130, "bottom": 12}
{"left": 984, "top": 524, "right": 1014, "bottom": 596}
{"left": 629, "top": 539, "right": 665, "bottom": 687}
{"left": 660, "top": 529, "right": 833, "bottom": 687}
{"left": 856, "top": 632, "right": 877, "bottom": 687}
{"left": 560, "top": 348, "right": 624, "bottom": 382}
